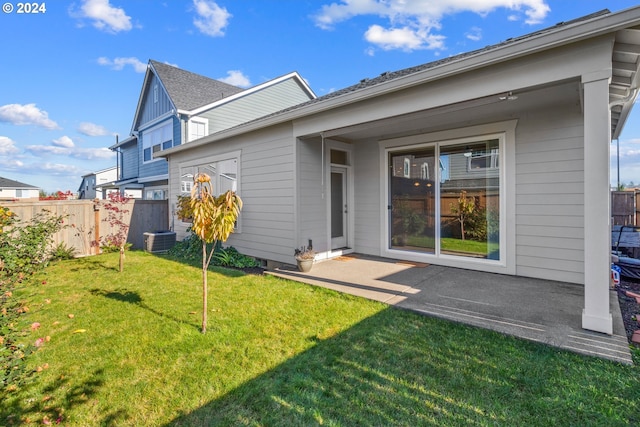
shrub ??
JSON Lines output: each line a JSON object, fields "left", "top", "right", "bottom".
{"left": 0, "top": 209, "right": 66, "bottom": 277}
{"left": 49, "top": 242, "right": 77, "bottom": 261}
{"left": 0, "top": 207, "right": 64, "bottom": 389}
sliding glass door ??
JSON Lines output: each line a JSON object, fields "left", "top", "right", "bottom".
{"left": 389, "top": 147, "right": 436, "bottom": 253}
{"left": 388, "top": 137, "right": 501, "bottom": 261}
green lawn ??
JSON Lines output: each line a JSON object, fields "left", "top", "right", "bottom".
{"left": 2, "top": 251, "right": 639, "bottom": 426}
{"left": 404, "top": 235, "right": 500, "bottom": 256}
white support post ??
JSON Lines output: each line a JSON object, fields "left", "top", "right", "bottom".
{"left": 582, "top": 73, "right": 613, "bottom": 334}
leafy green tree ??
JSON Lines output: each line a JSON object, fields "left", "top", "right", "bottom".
{"left": 450, "top": 191, "right": 476, "bottom": 241}
{"left": 190, "top": 173, "right": 242, "bottom": 333}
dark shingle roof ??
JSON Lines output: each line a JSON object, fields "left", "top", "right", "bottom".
{"left": 0, "top": 177, "right": 38, "bottom": 189}
{"left": 149, "top": 60, "right": 244, "bottom": 111}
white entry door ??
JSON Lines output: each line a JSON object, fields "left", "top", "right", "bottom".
{"left": 331, "top": 167, "right": 348, "bottom": 249}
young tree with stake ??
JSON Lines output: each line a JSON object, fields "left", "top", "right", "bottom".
{"left": 190, "top": 173, "right": 242, "bottom": 333}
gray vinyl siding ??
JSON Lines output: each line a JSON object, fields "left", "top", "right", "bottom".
{"left": 298, "top": 138, "right": 327, "bottom": 252}
{"left": 138, "top": 74, "right": 173, "bottom": 128}
{"left": 197, "top": 79, "right": 312, "bottom": 134}
{"left": 353, "top": 137, "right": 382, "bottom": 256}
{"left": 515, "top": 102, "right": 584, "bottom": 284}
{"left": 168, "top": 123, "right": 297, "bottom": 264}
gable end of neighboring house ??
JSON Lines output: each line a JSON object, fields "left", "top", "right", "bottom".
{"left": 112, "top": 61, "right": 314, "bottom": 200}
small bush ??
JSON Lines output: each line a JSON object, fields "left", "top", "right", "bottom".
{"left": 49, "top": 242, "right": 77, "bottom": 261}
{"left": 213, "top": 247, "right": 260, "bottom": 268}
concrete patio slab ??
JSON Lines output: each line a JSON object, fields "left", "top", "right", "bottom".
{"left": 269, "top": 254, "right": 633, "bottom": 365}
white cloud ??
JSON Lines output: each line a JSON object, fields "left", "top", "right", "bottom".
{"left": 217, "top": 70, "right": 251, "bottom": 88}
{"left": 0, "top": 136, "right": 19, "bottom": 155}
{"left": 466, "top": 26, "right": 482, "bottom": 42}
{"left": 0, "top": 103, "right": 60, "bottom": 130}
{"left": 313, "top": 0, "right": 550, "bottom": 51}
{"left": 0, "top": 158, "right": 24, "bottom": 170}
{"left": 97, "top": 56, "right": 147, "bottom": 73}
{"left": 40, "top": 163, "right": 85, "bottom": 175}
{"left": 192, "top": 0, "right": 231, "bottom": 37}
{"left": 52, "top": 136, "right": 75, "bottom": 148}
{"left": 365, "top": 25, "right": 444, "bottom": 51}
{"left": 76, "top": 0, "right": 132, "bottom": 33}
{"left": 27, "top": 136, "right": 114, "bottom": 160}
{"left": 78, "top": 121, "right": 110, "bottom": 136}
{"left": 72, "top": 147, "right": 115, "bottom": 160}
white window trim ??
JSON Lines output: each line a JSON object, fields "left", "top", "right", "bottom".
{"left": 142, "top": 121, "right": 173, "bottom": 164}
{"left": 379, "top": 120, "right": 517, "bottom": 276}
{"left": 188, "top": 117, "right": 209, "bottom": 142}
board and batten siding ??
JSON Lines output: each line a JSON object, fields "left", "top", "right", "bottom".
{"left": 137, "top": 73, "right": 173, "bottom": 128}
{"left": 198, "top": 79, "right": 312, "bottom": 135}
{"left": 515, "top": 103, "right": 585, "bottom": 284}
{"left": 168, "top": 123, "right": 297, "bottom": 264}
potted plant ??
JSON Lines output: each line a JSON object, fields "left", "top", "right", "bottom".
{"left": 294, "top": 245, "right": 315, "bottom": 272}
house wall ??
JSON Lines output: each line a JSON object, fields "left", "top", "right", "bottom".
{"left": 298, "top": 138, "right": 326, "bottom": 252}
{"left": 168, "top": 123, "right": 297, "bottom": 264}
{"left": 120, "top": 143, "right": 138, "bottom": 180}
{"left": 138, "top": 73, "right": 173, "bottom": 127}
{"left": 0, "top": 187, "right": 40, "bottom": 200}
{"left": 198, "top": 79, "right": 313, "bottom": 134}
{"left": 514, "top": 103, "right": 584, "bottom": 283}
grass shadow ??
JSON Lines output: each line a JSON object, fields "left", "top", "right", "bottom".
{"left": 1, "top": 369, "right": 106, "bottom": 425}
{"left": 89, "top": 288, "right": 198, "bottom": 331}
{"left": 165, "top": 308, "right": 640, "bottom": 426}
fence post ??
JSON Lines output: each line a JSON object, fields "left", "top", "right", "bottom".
{"left": 93, "top": 199, "right": 100, "bottom": 255}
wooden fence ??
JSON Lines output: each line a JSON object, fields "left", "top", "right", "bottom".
{"left": 3, "top": 199, "right": 169, "bottom": 256}
{"left": 611, "top": 191, "right": 640, "bottom": 226}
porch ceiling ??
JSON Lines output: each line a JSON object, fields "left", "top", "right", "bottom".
{"left": 611, "top": 27, "right": 640, "bottom": 139}
{"left": 316, "top": 81, "right": 580, "bottom": 143}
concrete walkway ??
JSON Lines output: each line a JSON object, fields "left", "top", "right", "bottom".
{"left": 269, "top": 254, "right": 633, "bottom": 364}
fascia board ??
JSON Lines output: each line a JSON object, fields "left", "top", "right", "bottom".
{"left": 186, "top": 72, "right": 315, "bottom": 117}
{"left": 159, "top": 7, "right": 640, "bottom": 158}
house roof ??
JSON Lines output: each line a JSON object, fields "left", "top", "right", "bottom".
{"left": 150, "top": 60, "right": 244, "bottom": 112}
{"left": 159, "top": 6, "right": 640, "bottom": 157}
{"left": 0, "top": 176, "right": 39, "bottom": 189}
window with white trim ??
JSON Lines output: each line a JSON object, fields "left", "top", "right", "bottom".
{"left": 188, "top": 118, "right": 209, "bottom": 142}
{"left": 179, "top": 152, "right": 241, "bottom": 229}
{"left": 142, "top": 122, "right": 173, "bottom": 163}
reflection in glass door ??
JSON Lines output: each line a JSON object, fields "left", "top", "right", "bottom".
{"left": 439, "top": 140, "right": 500, "bottom": 259}
{"left": 389, "top": 148, "right": 436, "bottom": 253}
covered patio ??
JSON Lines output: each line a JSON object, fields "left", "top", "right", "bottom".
{"left": 269, "top": 254, "right": 633, "bottom": 364}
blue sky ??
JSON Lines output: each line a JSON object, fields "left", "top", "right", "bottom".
{"left": 1, "top": 0, "right": 639, "bottom": 193}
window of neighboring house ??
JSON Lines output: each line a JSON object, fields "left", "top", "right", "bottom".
{"left": 188, "top": 118, "right": 208, "bottom": 142}
{"left": 15, "top": 189, "right": 23, "bottom": 198}
{"left": 467, "top": 147, "right": 499, "bottom": 171}
{"left": 143, "top": 122, "right": 173, "bottom": 162}
{"left": 145, "top": 189, "right": 166, "bottom": 200}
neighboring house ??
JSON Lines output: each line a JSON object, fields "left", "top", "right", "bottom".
{"left": 160, "top": 8, "right": 640, "bottom": 336}
{"left": 0, "top": 177, "right": 40, "bottom": 201}
{"left": 110, "top": 60, "right": 316, "bottom": 201}
{"left": 78, "top": 166, "right": 119, "bottom": 200}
